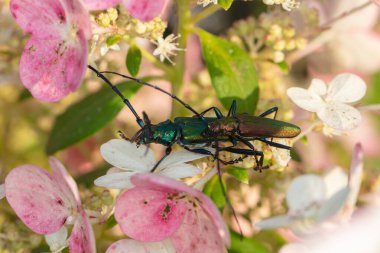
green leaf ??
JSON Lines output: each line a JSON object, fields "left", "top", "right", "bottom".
{"left": 199, "top": 30, "right": 259, "bottom": 114}
{"left": 229, "top": 231, "right": 271, "bottom": 253}
{"left": 126, "top": 45, "right": 142, "bottom": 77}
{"left": 18, "top": 89, "right": 32, "bottom": 102}
{"left": 106, "top": 35, "right": 121, "bottom": 46}
{"left": 218, "top": 0, "right": 233, "bottom": 10}
{"left": 203, "top": 175, "right": 226, "bottom": 209}
{"left": 226, "top": 166, "right": 249, "bottom": 184}
{"left": 277, "top": 61, "right": 289, "bottom": 73}
{"left": 46, "top": 82, "right": 140, "bottom": 154}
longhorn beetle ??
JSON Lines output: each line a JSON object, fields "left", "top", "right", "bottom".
{"left": 89, "top": 65, "right": 301, "bottom": 234}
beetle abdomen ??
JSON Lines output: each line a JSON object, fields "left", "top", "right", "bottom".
{"left": 236, "top": 114, "right": 301, "bottom": 138}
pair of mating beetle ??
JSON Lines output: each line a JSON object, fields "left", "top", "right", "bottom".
{"left": 89, "top": 66, "right": 301, "bottom": 172}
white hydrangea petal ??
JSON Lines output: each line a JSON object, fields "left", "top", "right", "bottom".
{"left": 287, "top": 87, "right": 325, "bottom": 112}
{"left": 286, "top": 175, "right": 326, "bottom": 213}
{"left": 100, "top": 139, "right": 155, "bottom": 172}
{"left": 317, "top": 102, "right": 362, "bottom": 130}
{"left": 45, "top": 227, "right": 69, "bottom": 253}
{"left": 309, "top": 78, "right": 327, "bottom": 97}
{"left": 323, "top": 167, "right": 348, "bottom": 199}
{"left": 158, "top": 164, "right": 202, "bottom": 179}
{"left": 327, "top": 73, "right": 366, "bottom": 103}
{"left": 0, "top": 184, "right": 4, "bottom": 199}
{"left": 280, "top": 243, "right": 310, "bottom": 253}
{"left": 94, "top": 171, "right": 137, "bottom": 189}
{"left": 158, "top": 150, "right": 208, "bottom": 169}
{"left": 255, "top": 215, "right": 294, "bottom": 229}
{"left": 316, "top": 186, "right": 350, "bottom": 222}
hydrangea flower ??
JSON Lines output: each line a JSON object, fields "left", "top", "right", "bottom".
{"left": 123, "top": 0, "right": 168, "bottom": 22}
{"left": 262, "top": 0, "right": 300, "bottom": 11}
{"left": 106, "top": 239, "right": 175, "bottom": 253}
{"left": 95, "top": 139, "right": 207, "bottom": 189}
{"left": 197, "top": 0, "right": 218, "bottom": 7}
{"left": 287, "top": 73, "right": 366, "bottom": 131}
{"left": 153, "top": 34, "right": 184, "bottom": 64}
{"left": 114, "top": 173, "right": 230, "bottom": 253}
{"left": 10, "top": 0, "right": 92, "bottom": 102}
{"left": 4, "top": 157, "right": 95, "bottom": 253}
{"left": 256, "top": 144, "right": 363, "bottom": 234}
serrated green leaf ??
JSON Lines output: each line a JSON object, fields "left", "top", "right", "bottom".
{"left": 46, "top": 82, "right": 140, "bottom": 154}
{"left": 203, "top": 175, "right": 226, "bottom": 209}
{"left": 199, "top": 30, "right": 259, "bottom": 114}
{"left": 218, "top": 0, "right": 233, "bottom": 10}
{"left": 226, "top": 166, "right": 249, "bottom": 184}
{"left": 106, "top": 35, "right": 121, "bottom": 46}
{"left": 126, "top": 45, "right": 142, "bottom": 77}
{"left": 229, "top": 231, "right": 271, "bottom": 253}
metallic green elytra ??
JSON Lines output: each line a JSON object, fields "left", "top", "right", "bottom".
{"left": 89, "top": 66, "right": 301, "bottom": 171}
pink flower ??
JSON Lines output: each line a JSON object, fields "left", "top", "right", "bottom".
{"left": 4, "top": 157, "right": 95, "bottom": 253}
{"left": 106, "top": 239, "right": 176, "bottom": 253}
{"left": 114, "top": 173, "right": 230, "bottom": 253}
{"left": 123, "top": 0, "right": 168, "bottom": 22}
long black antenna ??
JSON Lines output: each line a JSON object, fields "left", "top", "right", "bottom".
{"left": 88, "top": 65, "right": 145, "bottom": 128}
{"left": 100, "top": 70, "right": 208, "bottom": 125}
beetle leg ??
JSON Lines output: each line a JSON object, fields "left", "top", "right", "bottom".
{"left": 198, "top": 107, "right": 224, "bottom": 118}
{"left": 254, "top": 137, "right": 291, "bottom": 150}
{"left": 150, "top": 146, "right": 172, "bottom": 172}
{"left": 258, "top": 106, "right": 278, "bottom": 118}
{"left": 118, "top": 130, "right": 130, "bottom": 141}
{"left": 217, "top": 146, "right": 267, "bottom": 172}
{"left": 227, "top": 100, "right": 237, "bottom": 117}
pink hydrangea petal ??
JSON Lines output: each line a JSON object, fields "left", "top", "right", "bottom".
{"left": 106, "top": 239, "right": 175, "bottom": 253}
{"left": 81, "top": 0, "right": 120, "bottom": 11}
{"left": 171, "top": 208, "right": 227, "bottom": 253}
{"left": 69, "top": 209, "right": 96, "bottom": 253}
{"left": 50, "top": 157, "right": 80, "bottom": 204}
{"left": 115, "top": 187, "right": 188, "bottom": 241}
{"left": 10, "top": 0, "right": 67, "bottom": 39}
{"left": 20, "top": 34, "right": 88, "bottom": 102}
{"left": 122, "top": 0, "right": 167, "bottom": 22}
{"left": 5, "top": 165, "right": 74, "bottom": 234}
{"left": 61, "top": 0, "right": 92, "bottom": 39}
{"left": 131, "top": 173, "right": 230, "bottom": 246}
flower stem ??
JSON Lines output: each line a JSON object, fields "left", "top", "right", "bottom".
{"left": 191, "top": 4, "right": 221, "bottom": 25}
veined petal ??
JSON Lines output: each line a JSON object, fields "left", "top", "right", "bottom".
{"left": 170, "top": 208, "right": 227, "bottom": 253}
{"left": 317, "top": 102, "right": 362, "bottom": 130}
{"left": 5, "top": 165, "right": 74, "bottom": 234}
{"left": 10, "top": 0, "right": 67, "bottom": 39}
{"left": 308, "top": 78, "right": 327, "bottom": 97}
{"left": 94, "top": 171, "right": 137, "bottom": 189}
{"left": 286, "top": 175, "right": 326, "bottom": 214}
{"left": 50, "top": 157, "right": 80, "bottom": 204}
{"left": 100, "top": 139, "right": 155, "bottom": 172}
{"left": 115, "top": 187, "right": 188, "bottom": 241}
{"left": 131, "top": 173, "right": 230, "bottom": 246}
{"left": 106, "top": 239, "right": 175, "bottom": 253}
{"left": 328, "top": 73, "right": 366, "bottom": 103}
{"left": 158, "top": 150, "right": 208, "bottom": 169}
{"left": 255, "top": 215, "right": 294, "bottom": 229}
{"left": 81, "top": 0, "right": 120, "bottom": 11}
{"left": 287, "top": 87, "right": 325, "bottom": 112}
{"left": 122, "top": 0, "right": 167, "bottom": 22}
{"left": 316, "top": 186, "right": 350, "bottom": 222}
{"left": 158, "top": 164, "right": 202, "bottom": 179}
{"left": 69, "top": 209, "right": 96, "bottom": 253}
{"left": 20, "top": 34, "right": 88, "bottom": 102}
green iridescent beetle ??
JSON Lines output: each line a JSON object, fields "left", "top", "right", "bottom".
{"left": 89, "top": 66, "right": 301, "bottom": 172}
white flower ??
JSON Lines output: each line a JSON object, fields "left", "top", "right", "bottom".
{"left": 45, "top": 227, "right": 69, "bottom": 253}
{"left": 197, "top": 0, "right": 218, "bottom": 7}
{"left": 262, "top": 0, "right": 300, "bottom": 11}
{"left": 270, "top": 138, "right": 292, "bottom": 167}
{"left": 95, "top": 139, "right": 208, "bottom": 189}
{"left": 100, "top": 43, "right": 120, "bottom": 56}
{"left": 152, "top": 34, "right": 184, "bottom": 64}
{"left": 287, "top": 73, "right": 366, "bottom": 131}
{"left": 256, "top": 144, "right": 363, "bottom": 233}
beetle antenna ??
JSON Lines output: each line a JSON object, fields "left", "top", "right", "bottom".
{"left": 88, "top": 65, "right": 145, "bottom": 128}
{"left": 99, "top": 70, "right": 208, "bottom": 126}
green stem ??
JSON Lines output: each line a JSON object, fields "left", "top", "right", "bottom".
{"left": 172, "top": 0, "right": 191, "bottom": 94}
{"left": 191, "top": 4, "right": 221, "bottom": 25}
